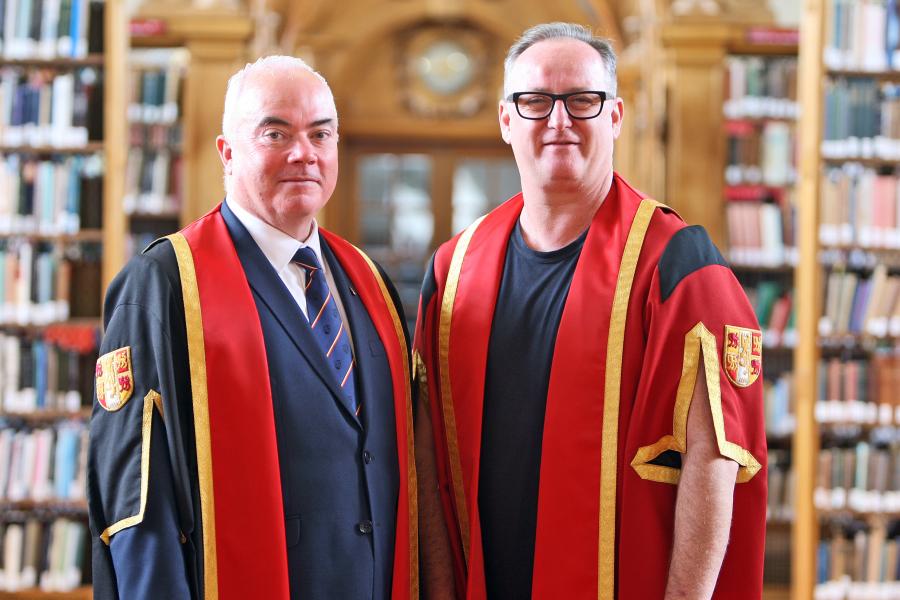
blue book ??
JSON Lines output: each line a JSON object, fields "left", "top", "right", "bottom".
{"left": 33, "top": 339, "right": 46, "bottom": 408}
{"left": 887, "top": 0, "right": 900, "bottom": 68}
{"left": 67, "top": 0, "right": 79, "bottom": 57}
{"left": 53, "top": 426, "right": 77, "bottom": 499}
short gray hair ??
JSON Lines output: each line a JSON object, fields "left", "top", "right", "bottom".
{"left": 221, "top": 55, "right": 334, "bottom": 137}
{"left": 503, "top": 22, "right": 617, "bottom": 98}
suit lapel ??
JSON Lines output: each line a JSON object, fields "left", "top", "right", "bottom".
{"left": 220, "top": 201, "right": 360, "bottom": 426}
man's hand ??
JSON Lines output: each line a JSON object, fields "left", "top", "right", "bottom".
{"left": 415, "top": 391, "right": 457, "bottom": 600}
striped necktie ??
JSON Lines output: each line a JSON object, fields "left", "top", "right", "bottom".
{"left": 292, "top": 246, "right": 359, "bottom": 415}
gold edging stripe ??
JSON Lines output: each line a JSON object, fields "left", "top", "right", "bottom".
{"left": 630, "top": 322, "right": 762, "bottom": 485}
{"left": 100, "top": 389, "right": 160, "bottom": 545}
{"left": 598, "top": 199, "right": 662, "bottom": 599}
{"left": 167, "top": 233, "right": 218, "bottom": 600}
{"left": 438, "top": 216, "right": 484, "bottom": 566}
{"left": 353, "top": 245, "right": 420, "bottom": 599}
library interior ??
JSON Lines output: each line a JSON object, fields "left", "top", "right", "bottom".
{"left": 0, "top": 0, "right": 898, "bottom": 597}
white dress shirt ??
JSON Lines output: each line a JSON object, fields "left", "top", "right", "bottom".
{"left": 226, "top": 198, "right": 355, "bottom": 349}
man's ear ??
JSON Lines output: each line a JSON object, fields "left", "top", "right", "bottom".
{"left": 498, "top": 100, "right": 512, "bottom": 144}
{"left": 610, "top": 97, "right": 624, "bottom": 140}
{"left": 216, "top": 135, "right": 232, "bottom": 174}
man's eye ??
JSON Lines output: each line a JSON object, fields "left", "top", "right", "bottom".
{"left": 570, "top": 96, "right": 595, "bottom": 107}
{"left": 313, "top": 130, "right": 332, "bottom": 140}
{"left": 263, "top": 130, "right": 284, "bottom": 140}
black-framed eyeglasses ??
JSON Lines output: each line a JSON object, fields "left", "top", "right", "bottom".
{"left": 506, "top": 91, "right": 610, "bottom": 120}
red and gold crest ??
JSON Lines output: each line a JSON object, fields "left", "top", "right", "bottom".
{"left": 723, "top": 325, "right": 762, "bottom": 388}
{"left": 95, "top": 346, "right": 134, "bottom": 411}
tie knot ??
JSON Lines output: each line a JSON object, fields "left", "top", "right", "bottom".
{"left": 292, "top": 246, "right": 321, "bottom": 272}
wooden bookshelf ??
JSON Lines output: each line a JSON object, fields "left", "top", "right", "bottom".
{"left": 796, "top": 0, "right": 900, "bottom": 596}
{"left": 0, "top": 587, "right": 91, "bottom": 600}
{"left": 0, "top": 144, "right": 105, "bottom": 155}
{"left": 0, "top": 0, "right": 128, "bottom": 594}
{"left": 664, "top": 19, "right": 800, "bottom": 593}
{"left": 126, "top": 6, "right": 253, "bottom": 226}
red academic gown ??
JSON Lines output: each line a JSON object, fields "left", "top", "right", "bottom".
{"left": 414, "top": 173, "right": 766, "bottom": 599}
{"left": 167, "top": 206, "right": 418, "bottom": 599}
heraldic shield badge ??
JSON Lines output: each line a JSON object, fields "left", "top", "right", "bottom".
{"left": 723, "top": 325, "right": 762, "bottom": 388}
{"left": 95, "top": 346, "right": 134, "bottom": 411}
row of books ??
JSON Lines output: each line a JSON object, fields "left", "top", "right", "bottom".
{"left": 824, "top": 0, "right": 900, "bottom": 72}
{"left": 0, "top": 0, "right": 102, "bottom": 60}
{"left": 820, "top": 266, "right": 900, "bottom": 338}
{"left": 768, "top": 449, "right": 794, "bottom": 522}
{"left": 815, "top": 441, "right": 900, "bottom": 512}
{"left": 816, "top": 524, "right": 900, "bottom": 599}
{"left": 124, "top": 146, "right": 181, "bottom": 217}
{"left": 0, "top": 241, "right": 72, "bottom": 325}
{"left": 724, "top": 120, "right": 796, "bottom": 187}
{"left": 817, "top": 354, "right": 900, "bottom": 426}
{"left": 725, "top": 196, "right": 797, "bottom": 267}
{"left": 822, "top": 80, "right": 900, "bottom": 160}
{"left": 0, "top": 66, "right": 103, "bottom": 148}
{"left": 0, "top": 152, "right": 102, "bottom": 235}
{"left": 820, "top": 165, "right": 900, "bottom": 249}
{"left": 0, "top": 422, "right": 87, "bottom": 504}
{"left": 0, "top": 518, "right": 87, "bottom": 592}
{"left": 746, "top": 280, "right": 796, "bottom": 348}
{"left": 723, "top": 56, "right": 798, "bottom": 120}
{"left": 1, "top": 330, "right": 95, "bottom": 413}
{"left": 128, "top": 51, "right": 186, "bottom": 126}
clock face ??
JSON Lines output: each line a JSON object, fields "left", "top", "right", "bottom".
{"left": 414, "top": 39, "right": 474, "bottom": 95}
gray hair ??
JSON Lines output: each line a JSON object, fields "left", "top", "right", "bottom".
{"left": 503, "top": 22, "right": 617, "bottom": 98}
{"left": 221, "top": 55, "right": 334, "bottom": 137}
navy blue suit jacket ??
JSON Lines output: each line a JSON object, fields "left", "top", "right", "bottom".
{"left": 88, "top": 201, "right": 403, "bottom": 600}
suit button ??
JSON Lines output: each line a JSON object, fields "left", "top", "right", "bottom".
{"left": 363, "top": 450, "right": 373, "bottom": 464}
{"left": 357, "top": 520, "right": 373, "bottom": 534}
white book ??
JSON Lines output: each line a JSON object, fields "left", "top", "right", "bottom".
{"left": 50, "top": 73, "right": 74, "bottom": 148}
{"left": 2, "top": 0, "right": 16, "bottom": 58}
{"left": 14, "top": 242, "right": 32, "bottom": 326}
{"left": 863, "top": 0, "right": 888, "bottom": 71}
{"left": 38, "top": 0, "right": 61, "bottom": 58}
{"left": 3, "top": 524, "right": 23, "bottom": 591}
{"left": 762, "top": 122, "right": 791, "bottom": 187}
{"left": 61, "top": 520, "right": 84, "bottom": 590}
{"left": 152, "top": 149, "right": 171, "bottom": 212}
{"left": 12, "top": 0, "right": 32, "bottom": 59}
{"left": 759, "top": 202, "right": 785, "bottom": 266}
{"left": 0, "top": 429, "right": 14, "bottom": 500}
{"left": 18, "top": 432, "right": 35, "bottom": 499}
{"left": 5, "top": 431, "right": 25, "bottom": 500}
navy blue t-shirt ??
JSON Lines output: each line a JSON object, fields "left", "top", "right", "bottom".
{"left": 479, "top": 221, "right": 586, "bottom": 599}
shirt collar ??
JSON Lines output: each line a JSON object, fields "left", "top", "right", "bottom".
{"left": 225, "top": 198, "right": 325, "bottom": 272}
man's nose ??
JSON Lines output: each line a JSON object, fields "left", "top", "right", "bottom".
{"left": 287, "top": 137, "right": 317, "bottom": 163}
{"left": 547, "top": 99, "right": 572, "bottom": 129}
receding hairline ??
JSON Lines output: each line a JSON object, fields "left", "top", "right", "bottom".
{"left": 503, "top": 22, "right": 618, "bottom": 97}
{"left": 221, "top": 55, "right": 336, "bottom": 137}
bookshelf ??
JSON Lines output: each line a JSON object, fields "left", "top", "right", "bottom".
{"left": 127, "top": 6, "right": 253, "bottom": 226}
{"left": 0, "top": 0, "right": 128, "bottom": 594}
{"left": 796, "top": 0, "right": 900, "bottom": 598}
{"left": 724, "top": 36, "right": 799, "bottom": 595}
{"left": 663, "top": 19, "right": 800, "bottom": 599}
{"left": 124, "top": 46, "right": 187, "bottom": 258}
